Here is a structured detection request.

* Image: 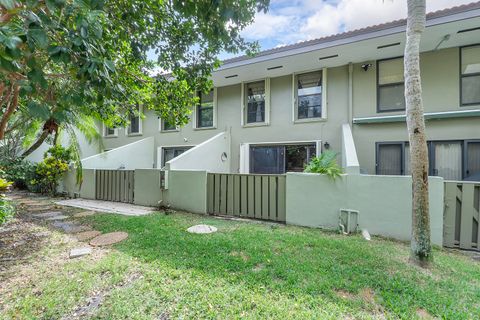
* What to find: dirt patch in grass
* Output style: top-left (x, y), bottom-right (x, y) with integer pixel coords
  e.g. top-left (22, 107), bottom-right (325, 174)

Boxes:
top-left (62, 271), bottom-right (142, 319)
top-left (230, 250), bottom-right (250, 262)
top-left (335, 289), bottom-right (355, 300)
top-left (416, 308), bottom-right (434, 319)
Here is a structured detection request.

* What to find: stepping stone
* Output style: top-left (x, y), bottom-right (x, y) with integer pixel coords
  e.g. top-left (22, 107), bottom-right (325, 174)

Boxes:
top-left (90, 232), bottom-right (128, 246)
top-left (33, 211), bottom-right (64, 218)
top-left (51, 221), bottom-right (90, 234)
top-left (69, 247), bottom-right (92, 259)
top-left (186, 224), bottom-right (218, 234)
top-left (75, 230), bottom-right (101, 242)
top-left (46, 215), bottom-right (69, 221)
top-left (28, 206), bottom-right (55, 212)
top-left (73, 211), bottom-right (96, 218)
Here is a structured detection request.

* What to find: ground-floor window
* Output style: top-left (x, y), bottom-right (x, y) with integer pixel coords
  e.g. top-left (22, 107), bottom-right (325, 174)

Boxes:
top-left (376, 140), bottom-right (480, 181)
top-left (250, 143), bottom-right (316, 174)
top-left (162, 146), bottom-right (192, 167)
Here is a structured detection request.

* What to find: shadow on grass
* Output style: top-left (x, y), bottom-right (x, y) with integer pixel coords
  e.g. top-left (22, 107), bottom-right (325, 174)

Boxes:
top-left (84, 211), bottom-right (479, 319)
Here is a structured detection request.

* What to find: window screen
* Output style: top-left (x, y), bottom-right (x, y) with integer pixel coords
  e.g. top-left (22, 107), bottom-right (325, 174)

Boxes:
top-left (162, 119), bottom-right (176, 131)
top-left (245, 81), bottom-right (265, 124)
top-left (128, 106), bottom-right (140, 134)
top-left (197, 90), bottom-right (214, 128)
top-left (466, 141), bottom-right (480, 180)
top-left (162, 147), bottom-right (192, 167)
top-left (250, 146), bottom-right (285, 174)
top-left (432, 142), bottom-right (462, 180)
top-left (297, 71), bottom-right (322, 119)
top-left (461, 45), bottom-right (480, 105)
top-left (377, 58), bottom-right (405, 112)
top-left (377, 144), bottom-right (403, 175)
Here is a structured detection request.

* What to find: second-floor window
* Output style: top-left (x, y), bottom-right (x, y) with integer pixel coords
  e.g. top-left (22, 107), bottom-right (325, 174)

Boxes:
top-left (377, 57), bottom-right (405, 112)
top-left (244, 80), bottom-right (266, 124)
top-left (127, 105), bottom-right (141, 135)
top-left (104, 125), bottom-right (117, 137)
top-left (161, 118), bottom-right (177, 132)
top-left (460, 45), bottom-right (480, 106)
top-left (296, 71), bottom-right (322, 119)
top-left (196, 90), bottom-right (214, 128)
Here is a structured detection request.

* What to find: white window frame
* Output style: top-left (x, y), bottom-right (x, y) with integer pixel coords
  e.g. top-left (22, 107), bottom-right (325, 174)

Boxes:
top-left (159, 118), bottom-right (180, 133)
top-left (292, 68), bottom-right (327, 123)
top-left (103, 123), bottom-right (118, 138)
top-left (193, 88), bottom-right (217, 130)
top-left (239, 140), bottom-right (322, 174)
top-left (126, 105), bottom-right (143, 136)
top-left (241, 78), bottom-right (271, 127)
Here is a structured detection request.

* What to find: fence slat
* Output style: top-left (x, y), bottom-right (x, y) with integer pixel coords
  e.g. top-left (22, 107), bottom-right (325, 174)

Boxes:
top-left (233, 175), bottom-right (241, 216)
top-left (220, 174), bottom-right (227, 214)
top-left (247, 176), bottom-right (255, 218)
top-left (443, 182), bottom-right (457, 247)
top-left (460, 183), bottom-right (475, 249)
top-left (240, 175), bottom-right (248, 217)
top-left (254, 176), bottom-right (262, 219)
top-left (227, 174), bottom-right (234, 215)
top-left (261, 176), bottom-right (269, 220)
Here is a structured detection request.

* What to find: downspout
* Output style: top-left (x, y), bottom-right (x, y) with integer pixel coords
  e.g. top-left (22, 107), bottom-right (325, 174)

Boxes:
top-left (348, 62), bottom-right (353, 126)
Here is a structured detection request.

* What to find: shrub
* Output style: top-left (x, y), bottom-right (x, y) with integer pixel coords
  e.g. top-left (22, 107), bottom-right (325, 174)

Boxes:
top-left (0, 178), bottom-right (14, 225)
top-left (30, 146), bottom-right (73, 195)
top-left (304, 150), bottom-right (343, 179)
top-left (0, 159), bottom-right (37, 189)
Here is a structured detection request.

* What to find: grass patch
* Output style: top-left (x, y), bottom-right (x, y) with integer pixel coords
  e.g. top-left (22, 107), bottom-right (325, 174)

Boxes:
top-left (2, 211), bottom-right (480, 319)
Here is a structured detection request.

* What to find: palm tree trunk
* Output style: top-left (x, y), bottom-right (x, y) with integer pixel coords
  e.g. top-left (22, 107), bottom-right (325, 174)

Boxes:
top-left (21, 130), bottom-right (50, 158)
top-left (405, 0), bottom-right (431, 267)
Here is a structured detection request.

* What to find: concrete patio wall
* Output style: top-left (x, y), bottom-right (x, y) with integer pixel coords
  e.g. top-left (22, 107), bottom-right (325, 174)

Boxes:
top-left (61, 169), bottom-right (96, 200)
top-left (163, 170), bottom-right (208, 214)
top-left (165, 131), bottom-right (230, 173)
top-left (286, 173), bottom-right (444, 245)
top-left (133, 169), bottom-right (163, 207)
top-left (82, 137), bottom-right (154, 170)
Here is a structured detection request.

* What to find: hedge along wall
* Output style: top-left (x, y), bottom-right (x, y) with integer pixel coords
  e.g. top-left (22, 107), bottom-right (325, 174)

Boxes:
top-left (285, 173), bottom-right (444, 246)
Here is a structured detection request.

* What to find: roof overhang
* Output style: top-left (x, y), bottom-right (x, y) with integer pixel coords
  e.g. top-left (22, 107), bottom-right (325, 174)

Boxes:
top-left (212, 6), bottom-right (480, 87)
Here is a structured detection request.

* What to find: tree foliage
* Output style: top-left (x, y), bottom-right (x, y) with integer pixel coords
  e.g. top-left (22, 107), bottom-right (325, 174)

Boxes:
top-left (0, 0), bottom-right (269, 155)
top-left (304, 151), bottom-right (343, 179)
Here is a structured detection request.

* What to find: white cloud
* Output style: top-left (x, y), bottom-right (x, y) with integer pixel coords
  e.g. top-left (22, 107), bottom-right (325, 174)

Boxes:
top-left (241, 12), bottom-right (292, 40)
top-left (243, 0), bottom-right (474, 48)
top-left (299, 3), bottom-right (343, 40)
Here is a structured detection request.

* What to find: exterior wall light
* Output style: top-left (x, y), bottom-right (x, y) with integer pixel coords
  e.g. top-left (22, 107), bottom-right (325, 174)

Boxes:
top-left (221, 152), bottom-right (228, 162)
top-left (323, 142), bottom-right (330, 150)
top-left (361, 63), bottom-right (372, 71)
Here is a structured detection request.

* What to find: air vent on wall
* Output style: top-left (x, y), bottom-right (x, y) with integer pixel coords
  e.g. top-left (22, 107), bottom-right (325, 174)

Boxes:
top-left (225, 74), bottom-right (238, 79)
top-left (457, 26), bottom-right (480, 33)
top-left (319, 54), bottom-right (338, 60)
top-left (267, 65), bottom-right (283, 70)
top-left (377, 42), bottom-right (400, 49)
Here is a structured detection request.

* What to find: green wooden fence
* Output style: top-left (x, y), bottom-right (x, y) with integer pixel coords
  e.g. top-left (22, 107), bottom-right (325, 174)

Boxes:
top-left (95, 170), bottom-right (135, 204)
top-left (207, 173), bottom-right (286, 222)
top-left (444, 181), bottom-right (480, 251)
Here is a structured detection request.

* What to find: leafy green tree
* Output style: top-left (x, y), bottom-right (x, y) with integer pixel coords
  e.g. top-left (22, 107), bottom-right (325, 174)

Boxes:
top-left (0, 0), bottom-right (269, 156)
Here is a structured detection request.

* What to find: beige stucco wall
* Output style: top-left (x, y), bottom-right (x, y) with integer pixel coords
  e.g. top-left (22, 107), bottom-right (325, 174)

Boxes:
top-left (286, 173), bottom-right (444, 245)
top-left (99, 46), bottom-right (479, 174)
top-left (100, 66), bottom-right (350, 172)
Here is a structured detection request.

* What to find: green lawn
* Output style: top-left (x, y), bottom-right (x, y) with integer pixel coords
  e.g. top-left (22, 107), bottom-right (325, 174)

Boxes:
top-left (2, 211), bottom-right (480, 319)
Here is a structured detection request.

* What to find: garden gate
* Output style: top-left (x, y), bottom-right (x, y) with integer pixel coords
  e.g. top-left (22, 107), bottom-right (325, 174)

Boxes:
top-left (95, 170), bottom-right (135, 204)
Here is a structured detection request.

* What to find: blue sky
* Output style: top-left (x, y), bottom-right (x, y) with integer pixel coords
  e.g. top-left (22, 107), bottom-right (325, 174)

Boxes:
top-left (216, 0), bottom-right (472, 60)
top-left (149, 0), bottom-right (473, 65)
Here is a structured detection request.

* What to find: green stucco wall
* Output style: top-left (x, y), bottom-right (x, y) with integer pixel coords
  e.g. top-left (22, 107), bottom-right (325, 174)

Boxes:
top-left (133, 169), bottom-right (163, 207)
top-left (286, 173), bottom-right (444, 246)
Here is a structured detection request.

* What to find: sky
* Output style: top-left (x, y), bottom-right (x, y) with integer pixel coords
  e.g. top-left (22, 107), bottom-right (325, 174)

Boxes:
top-left (217, 0), bottom-right (474, 60)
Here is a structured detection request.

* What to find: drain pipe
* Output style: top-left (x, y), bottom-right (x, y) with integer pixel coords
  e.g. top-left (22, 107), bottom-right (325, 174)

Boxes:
top-left (348, 62), bottom-right (353, 125)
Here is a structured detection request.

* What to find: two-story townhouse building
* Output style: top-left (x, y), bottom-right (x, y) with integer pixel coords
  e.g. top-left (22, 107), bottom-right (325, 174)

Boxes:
top-left (97, 2), bottom-right (480, 181)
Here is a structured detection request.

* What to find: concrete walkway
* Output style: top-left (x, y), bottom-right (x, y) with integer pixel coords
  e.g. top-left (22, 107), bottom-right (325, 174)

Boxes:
top-left (55, 199), bottom-right (155, 216)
